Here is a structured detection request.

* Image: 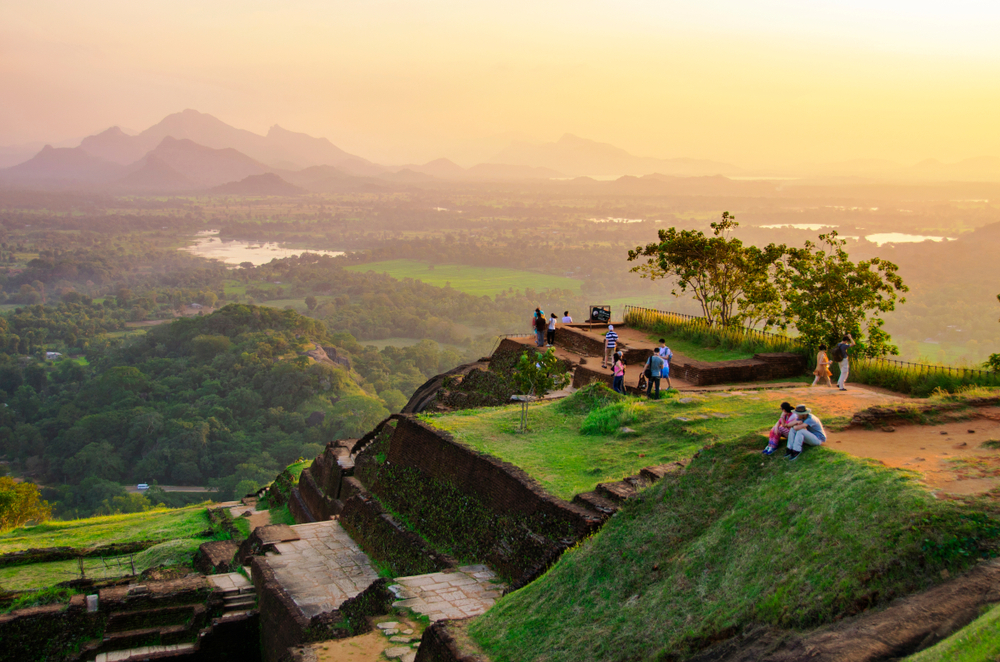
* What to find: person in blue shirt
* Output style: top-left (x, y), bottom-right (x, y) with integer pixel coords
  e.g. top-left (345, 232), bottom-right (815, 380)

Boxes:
top-left (785, 404), bottom-right (827, 461)
top-left (657, 339), bottom-right (673, 390)
top-left (644, 352), bottom-right (665, 399)
top-left (603, 325), bottom-right (619, 368)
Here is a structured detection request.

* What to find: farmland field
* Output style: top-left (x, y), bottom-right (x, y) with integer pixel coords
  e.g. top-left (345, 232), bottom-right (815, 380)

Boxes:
top-left (344, 260), bottom-right (582, 297)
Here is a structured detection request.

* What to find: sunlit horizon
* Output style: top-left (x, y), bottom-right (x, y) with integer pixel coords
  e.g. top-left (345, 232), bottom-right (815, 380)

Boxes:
top-left (4, 0), bottom-right (1000, 168)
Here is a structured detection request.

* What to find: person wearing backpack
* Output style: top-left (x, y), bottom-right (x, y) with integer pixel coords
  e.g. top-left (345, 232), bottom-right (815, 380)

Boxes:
top-left (833, 333), bottom-right (855, 391)
top-left (644, 351), bottom-right (665, 399)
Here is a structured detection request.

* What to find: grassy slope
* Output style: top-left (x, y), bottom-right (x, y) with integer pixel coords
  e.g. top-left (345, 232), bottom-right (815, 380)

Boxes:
top-left (905, 603), bottom-right (1000, 662)
top-left (423, 389), bottom-right (842, 500)
top-left (469, 436), bottom-right (1000, 662)
top-left (0, 506), bottom-right (211, 554)
top-left (344, 259), bottom-right (582, 297)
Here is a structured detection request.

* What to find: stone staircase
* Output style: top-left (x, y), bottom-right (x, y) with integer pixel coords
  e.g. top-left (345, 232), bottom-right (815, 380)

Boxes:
top-left (572, 461), bottom-right (689, 519)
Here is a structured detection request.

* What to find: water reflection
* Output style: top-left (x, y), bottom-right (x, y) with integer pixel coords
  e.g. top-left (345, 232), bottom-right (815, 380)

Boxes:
top-left (182, 231), bottom-right (344, 266)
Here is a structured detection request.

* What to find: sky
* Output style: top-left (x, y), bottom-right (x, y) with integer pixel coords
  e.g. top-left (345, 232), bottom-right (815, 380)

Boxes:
top-left (3, 0), bottom-right (1000, 167)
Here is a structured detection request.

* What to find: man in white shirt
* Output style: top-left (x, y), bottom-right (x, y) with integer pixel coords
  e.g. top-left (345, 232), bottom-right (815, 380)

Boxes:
top-left (562, 311), bottom-right (573, 324)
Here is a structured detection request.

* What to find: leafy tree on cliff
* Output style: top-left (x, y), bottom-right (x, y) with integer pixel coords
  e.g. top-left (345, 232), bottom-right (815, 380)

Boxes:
top-left (776, 232), bottom-right (908, 357)
top-left (0, 477), bottom-right (52, 532)
top-left (512, 348), bottom-right (570, 432)
top-left (627, 212), bottom-right (786, 327)
top-left (986, 293), bottom-right (1000, 372)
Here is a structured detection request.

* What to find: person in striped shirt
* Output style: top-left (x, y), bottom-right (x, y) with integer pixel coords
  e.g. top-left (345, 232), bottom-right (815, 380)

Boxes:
top-left (603, 325), bottom-right (619, 368)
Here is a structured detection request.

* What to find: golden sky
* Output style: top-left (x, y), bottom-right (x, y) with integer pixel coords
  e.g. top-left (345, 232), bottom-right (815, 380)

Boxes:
top-left (3, 0), bottom-right (1000, 167)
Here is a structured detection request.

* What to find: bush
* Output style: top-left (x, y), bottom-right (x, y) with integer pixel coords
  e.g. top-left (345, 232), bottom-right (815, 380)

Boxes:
top-left (555, 382), bottom-right (628, 415)
top-left (580, 401), bottom-right (648, 435)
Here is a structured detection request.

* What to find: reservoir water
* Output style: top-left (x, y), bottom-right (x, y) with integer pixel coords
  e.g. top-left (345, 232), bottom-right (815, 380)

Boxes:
top-left (182, 231), bottom-right (344, 266)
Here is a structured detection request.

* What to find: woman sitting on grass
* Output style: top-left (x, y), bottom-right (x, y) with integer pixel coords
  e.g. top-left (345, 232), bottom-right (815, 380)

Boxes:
top-left (763, 402), bottom-right (797, 456)
top-left (785, 404), bottom-right (827, 461)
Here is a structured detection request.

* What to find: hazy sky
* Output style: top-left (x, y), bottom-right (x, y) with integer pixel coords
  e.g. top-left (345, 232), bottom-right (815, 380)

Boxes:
top-left (3, 0), bottom-right (1000, 166)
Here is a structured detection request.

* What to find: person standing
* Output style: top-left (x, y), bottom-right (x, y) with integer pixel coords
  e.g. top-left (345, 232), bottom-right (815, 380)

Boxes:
top-left (835, 333), bottom-right (855, 391)
top-left (612, 351), bottom-right (626, 394)
top-left (785, 405), bottom-right (826, 460)
top-left (644, 351), bottom-right (665, 399)
top-left (534, 310), bottom-right (547, 347)
top-left (562, 311), bottom-right (573, 324)
top-left (547, 313), bottom-right (557, 346)
top-left (658, 339), bottom-right (673, 390)
top-left (603, 325), bottom-right (619, 368)
top-left (811, 344), bottom-right (833, 387)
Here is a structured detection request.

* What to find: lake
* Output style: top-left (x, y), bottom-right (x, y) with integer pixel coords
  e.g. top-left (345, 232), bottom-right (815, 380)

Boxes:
top-left (182, 231), bottom-right (344, 266)
top-left (865, 233), bottom-right (955, 246)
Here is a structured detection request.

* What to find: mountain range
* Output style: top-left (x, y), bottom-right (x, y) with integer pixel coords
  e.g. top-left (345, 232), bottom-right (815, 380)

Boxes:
top-left (4, 109), bottom-right (1000, 195)
top-left (488, 134), bottom-right (745, 178)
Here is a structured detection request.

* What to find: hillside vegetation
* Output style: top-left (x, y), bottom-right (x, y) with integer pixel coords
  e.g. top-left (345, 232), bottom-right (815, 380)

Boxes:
top-left (468, 395), bottom-right (1000, 661)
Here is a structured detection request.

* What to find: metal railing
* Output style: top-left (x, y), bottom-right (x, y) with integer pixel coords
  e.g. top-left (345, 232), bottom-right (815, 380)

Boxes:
top-left (622, 305), bottom-right (803, 353)
top-left (621, 304), bottom-right (1000, 388)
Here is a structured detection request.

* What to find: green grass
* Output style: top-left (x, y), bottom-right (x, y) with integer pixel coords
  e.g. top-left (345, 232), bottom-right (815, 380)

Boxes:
top-left (469, 435), bottom-right (1000, 662)
top-left (0, 538), bottom-right (211, 591)
top-left (0, 506), bottom-right (211, 554)
top-left (644, 333), bottom-right (754, 362)
top-left (267, 504), bottom-right (297, 526)
top-left (421, 385), bottom-right (837, 500)
top-left (905, 603), bottom-right (1000, 661)
top-left (345, 259), bottom-right (582, 297)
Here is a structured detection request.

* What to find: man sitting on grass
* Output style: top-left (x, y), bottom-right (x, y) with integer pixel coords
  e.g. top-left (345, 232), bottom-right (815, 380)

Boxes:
top-left (785, 404), bottom-right (826, 461)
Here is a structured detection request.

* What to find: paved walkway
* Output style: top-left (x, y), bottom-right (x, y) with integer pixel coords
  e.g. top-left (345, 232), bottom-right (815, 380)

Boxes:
top-left (266, 521), bottom-right (380, 618)
top-left (229, 503), bottom-right (272, 531)
top-left (207, 571), bottom-right (253, 592)
top-left (390, 565), bottom-right (504, 622)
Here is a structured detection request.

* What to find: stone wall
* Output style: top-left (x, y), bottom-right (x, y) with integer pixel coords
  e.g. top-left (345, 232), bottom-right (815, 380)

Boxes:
top-left (339, 487), bottom-right (455, 577)
top-left (354, 414), bottom-right (602, 583)
top-left (252, 557), bottom-right (393, 662)
top-left (414, 620), bottom-right (489, 662)
top-left (573, 352), bottom-right (806, 388)
top-left (0, 596), bottom-right (102, 661)
top-left (552, 326), bottom-right (607, 357)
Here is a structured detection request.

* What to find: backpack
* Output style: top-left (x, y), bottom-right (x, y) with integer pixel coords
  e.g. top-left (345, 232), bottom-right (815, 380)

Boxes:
top-left (831, 344), bottom-right (846, 362)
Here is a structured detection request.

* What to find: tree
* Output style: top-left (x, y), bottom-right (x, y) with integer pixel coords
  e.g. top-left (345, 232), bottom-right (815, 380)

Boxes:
top-left (777, 232), bottom-right (907, 357)
top-left (305, 295), bottom-right (318, 311)
top-left (512, 348), bottom-right (570, 432)
top-left (628, 213), bottom-right (786, 327)
top-left (986, 293), bottom-right (1000, 372)
top-left (0, 477), bottom-right (52, 532)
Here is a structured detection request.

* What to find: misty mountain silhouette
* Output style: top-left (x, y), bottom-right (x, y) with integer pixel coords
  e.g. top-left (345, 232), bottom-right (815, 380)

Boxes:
top-left (489, 134), bottom-right (743, 178)
top-left (112, 154), bottom-right (195, 192)
top-left (77, 109), bottom-right (378, 173)
top-left (1, 145), bottom-right (126, 185)
top-left (207, 172), bottom-right (306, 196)
top-left (131, 137), bottom-right (271, 188)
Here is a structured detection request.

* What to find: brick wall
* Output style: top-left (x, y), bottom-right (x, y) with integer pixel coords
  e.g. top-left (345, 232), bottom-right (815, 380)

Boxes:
top-left (339, 487), bottom-right (455, 577)
top-left (553, 326), bottom-right (608, 357)
top-left (385, 416), bottom-right (598, 536)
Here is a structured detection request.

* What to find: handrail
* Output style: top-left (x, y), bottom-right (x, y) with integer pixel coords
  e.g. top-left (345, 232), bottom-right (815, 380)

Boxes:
top-left (622, 304), bottom-right (999, 381)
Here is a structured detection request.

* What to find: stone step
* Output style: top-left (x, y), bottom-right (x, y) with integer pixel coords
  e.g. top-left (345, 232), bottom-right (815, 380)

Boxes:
top-left (223, 595), bottom-right (256, 608)
top-left (640, 462), bottom-right (687, 483)
top-left (101, 624), bottom-right (190, 650)
top-left (571, 491), bottom-right (620, 517)
top-left (94, 643), bottom-right (196, 662)
top-left (596, 481), bottom-right (638, 503)
top-left (104, 605), bottom-right (200, 634)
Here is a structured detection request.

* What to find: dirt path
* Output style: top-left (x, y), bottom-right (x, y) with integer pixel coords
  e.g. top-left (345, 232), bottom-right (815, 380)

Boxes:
top-left (829, 412), bottom-right (1000, 495)
top-left (754, 384), bottom-right (913, 420)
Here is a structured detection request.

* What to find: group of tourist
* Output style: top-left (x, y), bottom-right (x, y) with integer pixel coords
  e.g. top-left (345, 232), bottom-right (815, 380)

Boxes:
top-left (764, 401), bottom-right (827, 461)
top-left (604, 326), bottom-right (673, 399)
top-left (811, 333), bottom-right (855, 391)
top-left (532, 309), bottom-right (573, 347)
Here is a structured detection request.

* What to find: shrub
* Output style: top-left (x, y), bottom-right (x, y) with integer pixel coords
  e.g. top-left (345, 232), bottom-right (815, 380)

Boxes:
top-left (580, 401), bottom-right (648, 435)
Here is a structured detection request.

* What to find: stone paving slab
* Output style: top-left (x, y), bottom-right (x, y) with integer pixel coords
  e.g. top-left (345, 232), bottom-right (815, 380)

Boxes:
top-left (207, 572), bottom-right (252, 591)
top-left (266, 520), bottom-right (380, 619)
top-left (390, 565), bottom-right (504, 622)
